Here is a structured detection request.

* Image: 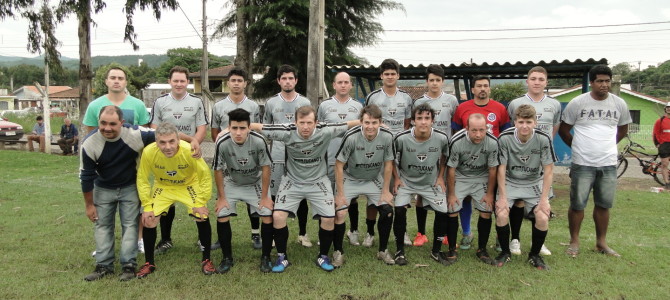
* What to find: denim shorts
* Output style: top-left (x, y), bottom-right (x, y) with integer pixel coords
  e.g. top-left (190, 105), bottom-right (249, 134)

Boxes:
top-left (569, 163), bottom-right (617, 210)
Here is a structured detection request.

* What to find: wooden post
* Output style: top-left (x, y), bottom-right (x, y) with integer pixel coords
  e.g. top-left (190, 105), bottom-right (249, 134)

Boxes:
top-left (201, 0), bottom-right (212, 119)
top-left (306, 0), bottom-right (325, 107)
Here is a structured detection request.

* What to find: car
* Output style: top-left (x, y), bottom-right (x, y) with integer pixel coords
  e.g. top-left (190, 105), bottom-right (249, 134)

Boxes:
top-left (0, 118), bottom-right (24, 141)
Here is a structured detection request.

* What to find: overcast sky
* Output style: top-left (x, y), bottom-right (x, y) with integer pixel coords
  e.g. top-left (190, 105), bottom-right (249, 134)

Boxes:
top-left (1, 0), bottom-right (669, 69)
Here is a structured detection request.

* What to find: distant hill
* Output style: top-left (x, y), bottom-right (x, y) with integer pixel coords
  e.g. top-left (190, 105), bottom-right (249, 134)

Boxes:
top-left (0, 54), bottom-right (233, 69)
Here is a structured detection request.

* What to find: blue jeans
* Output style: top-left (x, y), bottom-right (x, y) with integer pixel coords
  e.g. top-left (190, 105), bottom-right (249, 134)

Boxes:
top-left (93, 184), bottom-right (140, 269)
top-left (569, 163), bottom-right (617, 210)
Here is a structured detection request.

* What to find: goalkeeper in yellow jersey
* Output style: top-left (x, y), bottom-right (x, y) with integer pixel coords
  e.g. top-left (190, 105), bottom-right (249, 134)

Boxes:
top-left (135, 122), bottom-right (215, 278)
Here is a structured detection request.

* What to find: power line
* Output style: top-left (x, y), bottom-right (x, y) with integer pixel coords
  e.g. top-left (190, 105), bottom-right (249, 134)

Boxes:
top-left (385, 21), bottom-right (670, 32)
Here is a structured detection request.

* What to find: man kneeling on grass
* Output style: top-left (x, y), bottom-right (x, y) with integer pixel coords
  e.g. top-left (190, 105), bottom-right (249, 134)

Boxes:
top-left (135, 122), bottom-right (214, 278)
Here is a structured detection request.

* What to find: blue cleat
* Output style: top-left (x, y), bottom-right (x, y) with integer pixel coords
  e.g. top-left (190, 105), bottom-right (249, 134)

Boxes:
top-left (315, 255), bottom-right (334, 272)
top-left (272, 254), bottom-right (290, 273)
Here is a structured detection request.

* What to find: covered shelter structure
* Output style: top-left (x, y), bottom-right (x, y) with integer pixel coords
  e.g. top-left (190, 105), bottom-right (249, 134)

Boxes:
top-left (328, 58), bottom-right (608, 100)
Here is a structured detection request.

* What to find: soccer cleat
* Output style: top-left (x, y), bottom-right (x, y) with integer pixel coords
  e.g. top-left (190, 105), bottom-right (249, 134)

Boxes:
top-left (84, 265), bottom-right (113, 281)
top-left (260, 255), bottom-right (273, 273)
top-left (413, 233), bottom-right (429, 247)
top-left (362, 233), bottom-right (375, 248)
top-left (540, 244), bottom-right (552, 256)
top-left (136, 262), bottom-right (156, 279)
top-left (460, 234), bottom-right (473, 250)
top-left (315, 255), bottom-right (335, 272)
top-left (91, 250), bottom-right (96, 257)
top-left (297, 234), bottom-right (313, 248)
top-left (510, 239), bottom-right (521, 255)
top-left (201, 259), bottom-right (216, 275)
top-left (155, 239), bottom-right (174, 255)
top-left (272, 254), bottom-right (290, 273)
top-left (138, 239), bottom-right (145, 254)
top-left (377, 250), bottom-right (395, 265)
top-left (528, 254), bottom-right (549, 270)
top-left (332, 250), bottom-right (345, 268)
top-left (347, 230), bottom-right (360, 246)
top-left (476, 249), bottom-right (494, 265)
top-left (494, 238), bottom-right (502, 252)
top-left (445, 249), bottom-right (458, 264)
top-left (403, 232), bottom-right (412, 246)
top-left (430, 251), bottom-right (452, 266)
top-left (394, 251), bottom-right (408, 266)
top-left (251, 234), bottom-right (262, 250)
top-left (216, 257), bottom-right (234, 274)
top-left (493, 252), bottom-right (511, 267)
top-left (211, 240), bottom-right (221, 250)
top-left (118, 265), bottom-right (136, 281)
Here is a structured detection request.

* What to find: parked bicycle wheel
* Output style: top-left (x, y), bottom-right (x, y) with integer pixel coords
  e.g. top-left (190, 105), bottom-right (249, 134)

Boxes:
top-left (616, 156), bottom-right (628, 178)
top-left (653, 163), bottom-right (666, 186)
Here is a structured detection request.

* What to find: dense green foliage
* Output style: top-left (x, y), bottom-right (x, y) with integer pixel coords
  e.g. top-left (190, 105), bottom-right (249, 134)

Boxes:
top-left (491, 82), bottom-right (526, 102)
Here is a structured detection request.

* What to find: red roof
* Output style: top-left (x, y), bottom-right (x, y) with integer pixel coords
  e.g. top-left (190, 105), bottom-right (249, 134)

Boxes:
top-left (50, 87), bottom-right (80, 99)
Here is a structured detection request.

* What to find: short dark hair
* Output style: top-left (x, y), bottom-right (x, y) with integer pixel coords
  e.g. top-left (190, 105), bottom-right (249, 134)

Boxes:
top-left (277, 64), bottom-right (297, 79)
top-left (472, 75), bottom-right (490, 85)
top-left (106, 66), bottom-right (127, 79)
top-left (412, 103), bottom-right (435, 121)
top-left (99, 105), bottom-right (123, 121)
top-left (379, 58), bottom-right (399, 75)
top-left (359, 104), bottom-right (382, 121)
top-left (227, 108), bottom-right (251, 126)
top-left (589, 65), bottom-right (612, 82)
top-left (36, 115), bottom-right (43, 121)
top-left (296, 105), bottom-right (316, 121)
top-left (426, 64), bottom-right (444, 79)
top-left (228, 67), bottom-right (247, 81)
top-left (169, 66), bottom-right (189, 80)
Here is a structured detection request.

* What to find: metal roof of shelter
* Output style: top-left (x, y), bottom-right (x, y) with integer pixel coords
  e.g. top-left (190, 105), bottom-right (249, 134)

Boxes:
top-left (329, 58), bottom-right (608, 99)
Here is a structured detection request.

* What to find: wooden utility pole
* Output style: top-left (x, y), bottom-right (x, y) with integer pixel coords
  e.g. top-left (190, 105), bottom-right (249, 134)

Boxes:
top-left (35, 79), bottom-right (51, 152)
top-left (306, 0), bottom-right (325, 107)
top-left (201, 0), bottom-right (212, 118)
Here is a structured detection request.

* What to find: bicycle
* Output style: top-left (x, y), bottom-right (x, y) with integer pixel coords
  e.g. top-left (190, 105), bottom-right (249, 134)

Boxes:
top-left (616, 136), bottom-right (667, 186)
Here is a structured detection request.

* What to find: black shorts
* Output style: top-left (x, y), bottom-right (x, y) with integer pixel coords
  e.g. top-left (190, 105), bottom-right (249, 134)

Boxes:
top-left (659, 143), bottom-right (670, 158)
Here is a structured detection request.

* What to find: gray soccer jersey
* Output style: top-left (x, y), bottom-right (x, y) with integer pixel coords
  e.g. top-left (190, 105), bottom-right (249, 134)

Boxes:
top-left (364, 88), bottom-right (413, 134)
top-left (211, 96), bottom-right (260, 129)
top-left (447, 129), bottom-right (500, 183)
top-left (261, 123), bottom-right (348, 183)
top-left (507, 94), bottom-right (562, 138)
top-left (318, 97), bottom-right (363, 165)
top-left (212, 131), bottom-right (272, 185)
top-left (335, 126), bottom-right (395, 181)
top-left (263, 93), bottom-right (312, 163)
top-left (413, 92), bottom-right (459, 136)
top-left (395, 128), bottom-right (450, 186)
top-left (150, 93), bottom-right (208, 136)
top-left (498, 128), bottom-right (557, 186)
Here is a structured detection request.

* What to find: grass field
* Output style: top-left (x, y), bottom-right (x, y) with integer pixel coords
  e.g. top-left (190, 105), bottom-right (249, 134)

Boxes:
top-left (1, 150), bottom-right (669, 299)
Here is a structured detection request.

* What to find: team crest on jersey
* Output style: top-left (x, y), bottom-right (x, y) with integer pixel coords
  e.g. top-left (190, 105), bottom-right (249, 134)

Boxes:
top-left (442, 103), bottom-right (449, 107)
top-left (417, 154), bottom-right (427, 162)
top-left (470, 154), bottom-right (479, 161)
top-left (388, 109), bottom-right (397, 116)
top-left (376, 145), bottom-right (384, 150)
top-left (173, 112), bottom-right (183, 120)
top-left (301, 149), bottom-right (313, 155)
top-left (166, 170), bottom-right (177, 177)
top-left (536, 113), bottom-right (542, 120)
top-left (237, 158), bottom-right (249, 166)
top-left (184, 107), bottom-right (194, 111)
top-left (338, 114), bottom-right (348, 120)
top-left (487, 113), bottom-right (497, 122)
top-left (285, 113), bottom-right (295, 120)
top-left (519, 155), bottom-right (530, 163)
top-left (313, 141), bottom-right (323, 147)
top-left (328, 108), bottom-right (338, 112)
top-left (397, 103), bottom-right (405, 107)
top-left (531, 149), bottom-right (542, 154)
top-left (365, 152), bottom-right (375, 159)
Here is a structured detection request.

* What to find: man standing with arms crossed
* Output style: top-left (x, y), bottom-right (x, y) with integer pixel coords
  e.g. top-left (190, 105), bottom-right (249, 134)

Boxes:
top-left (559, 65), bottom-right (631, 258)
top-left (506, 66), bottom-right (560, 256)
top-left (149, 66), bottom-right (208, 255)
top-left (211, 67), bottom-right (263, 250)
top-left (317, 71), bottom-right (363, 246)
top-left (364, 58), bottom-right (413, 247)
top-left (264, 65), bottom-right (313, 247)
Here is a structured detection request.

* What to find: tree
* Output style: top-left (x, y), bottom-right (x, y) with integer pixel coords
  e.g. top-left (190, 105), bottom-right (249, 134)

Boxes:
top-left (212, 0), bottom-right (403, 98)
top-left (155, 47), bottom-right (232, 80)
top-left (93, 63), bottom-right (139, 99)
top-left (491, 82), bottom-right (525, 102)
top-left (612, 62), bottom-right (633, 77)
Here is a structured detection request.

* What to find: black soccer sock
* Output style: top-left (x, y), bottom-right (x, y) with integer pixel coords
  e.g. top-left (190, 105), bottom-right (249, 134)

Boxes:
top-left (248, 203), bottom-right (260, 231)
top-left (393, 206), bottom-right (407, 253)
top-left (160, 205), bottom-right (176, 241)
top-left (333, 223), bottom-right (346, 253)
top-left (496, 224), bottom-right (511, 254)
top-left (274, 226), bottom-right (289, 254)
top-left (142, 226), bottom-right (157, 265)
top-left (416, 205), bottom-right (428, 235)
top-left (217, 221), bottom-right (233, 259)
top-left (447, 215), bottom-right (459, 251)
top-left (196, 220), bottom-right (212, 261)
top-left (477, 216), bottom-right (492, 250)
top-left (348, 198), bottom-right (359, 232)
top-left (318, 227), bottom-right (334, 256)
top-left (297, 199), bottom-right (308, 236)
top-left (509, 205), bottom-right (524, 241)
top-left (261, 223), bottom-right (274, 257)
top-left (377, 205), bottom-right (393, 252)
top-left (530, 226), bottom-right (548, 256)
top-left (366, 218), bottom-right (376, 236)
top-left (432, 212), bottom-right (447, 253)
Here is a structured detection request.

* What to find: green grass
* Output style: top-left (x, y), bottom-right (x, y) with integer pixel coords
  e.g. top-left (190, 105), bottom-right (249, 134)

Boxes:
top-left (2, 112), bottom-right (66, 135)
top-left (1, 150), bottom-right (669, 299)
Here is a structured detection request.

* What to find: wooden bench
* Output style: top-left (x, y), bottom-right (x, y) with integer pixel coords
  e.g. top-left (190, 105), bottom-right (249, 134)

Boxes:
top-left (0, 140), bottom-right (29, 150)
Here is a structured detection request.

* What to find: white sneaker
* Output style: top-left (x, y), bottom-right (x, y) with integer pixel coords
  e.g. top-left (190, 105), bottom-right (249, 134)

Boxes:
top-left (138, 239), bottom-right (145, 254)
top-left (362, 233), bottom-right (375, 248)
top-left (376, 250), bottom-right (395, 265)
top-left (91, 251), bottom-right (96, 257)
top-left (540, 244), bottom-right (552, 256)
top-left (297, 234), bottom-right (313, 248)
top-left (403, 232), bottom-right (412, 246)
top-left (347, 230), bottom-right (360, 246)
top-left (332, 250), bottom-right (344, 267)
top-left (510, 239), bottom-right (521, 255)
